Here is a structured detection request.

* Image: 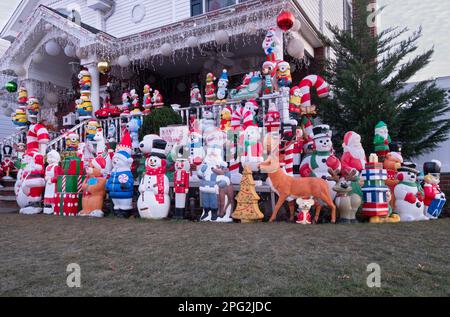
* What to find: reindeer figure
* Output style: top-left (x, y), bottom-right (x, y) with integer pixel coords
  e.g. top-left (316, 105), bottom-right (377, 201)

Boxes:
top-left (328, 168), bottom-right (362, 223)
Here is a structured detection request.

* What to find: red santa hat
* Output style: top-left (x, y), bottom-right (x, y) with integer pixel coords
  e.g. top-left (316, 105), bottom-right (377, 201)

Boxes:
top-left (246, 99), bottom-right (258, 110)
top-left (342, 131), bottom-right (361, 148)
top-left (26, 149), bottom-right (44, 166)
top-left (116, 130), bottom-right (132, 156)
top-left (92, 156), bottom-right (106, 170)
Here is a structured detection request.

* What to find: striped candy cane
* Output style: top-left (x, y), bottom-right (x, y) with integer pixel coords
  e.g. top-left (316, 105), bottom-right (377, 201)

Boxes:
top-left (284, 143), bottom-right (294, 176)
top-left (299, 75), bottom-right (330, 109)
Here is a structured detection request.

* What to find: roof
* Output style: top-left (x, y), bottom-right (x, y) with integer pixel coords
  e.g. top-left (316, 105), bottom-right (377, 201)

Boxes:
top-left (42, 5), bottom-right (104, 35)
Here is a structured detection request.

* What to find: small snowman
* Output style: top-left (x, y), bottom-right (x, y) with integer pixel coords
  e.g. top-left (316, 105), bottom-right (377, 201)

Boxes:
top-left (394, 162), bottom-right (428, 221)
top-left (137, 139), bottom-right (170, 219)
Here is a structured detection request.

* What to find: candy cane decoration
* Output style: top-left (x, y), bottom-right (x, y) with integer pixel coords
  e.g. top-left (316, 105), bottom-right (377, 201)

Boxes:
top-left (299, 75), bottom-right (330, 109)
top-left (284, 144), bottom-right (294, 176)
top-left (231, 107), bottom-right (254, 130)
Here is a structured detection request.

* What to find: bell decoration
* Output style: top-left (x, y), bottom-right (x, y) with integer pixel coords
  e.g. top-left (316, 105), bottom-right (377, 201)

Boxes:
top-left (277, 10), bottom-right (295, 32)
top-left (5, 81), bottom-right (18, 93)
top-left (97, 61), bottom-right (111, 75)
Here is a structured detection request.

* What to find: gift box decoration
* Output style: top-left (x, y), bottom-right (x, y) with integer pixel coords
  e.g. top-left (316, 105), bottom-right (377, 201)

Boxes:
top-left (361, 162), bottom-right (390, 217)
top-left (54, 192), bottom-right (82, 216)
top-left (62, 156), bottom-right (84, 176)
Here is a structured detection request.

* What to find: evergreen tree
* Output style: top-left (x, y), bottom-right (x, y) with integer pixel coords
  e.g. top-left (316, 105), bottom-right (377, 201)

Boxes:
top-left (318, 0), bottom-right (450, 159)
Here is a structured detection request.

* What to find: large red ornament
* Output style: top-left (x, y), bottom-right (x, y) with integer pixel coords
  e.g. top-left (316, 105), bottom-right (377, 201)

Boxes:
top-left (277, 11), bottom-right (295, 32)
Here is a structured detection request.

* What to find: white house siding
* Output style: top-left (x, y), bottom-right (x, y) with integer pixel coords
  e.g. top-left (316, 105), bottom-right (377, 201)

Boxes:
top-left (411, 76), bottom-right (450, 172)
top-left (105, 0), bottom-right (190, 38)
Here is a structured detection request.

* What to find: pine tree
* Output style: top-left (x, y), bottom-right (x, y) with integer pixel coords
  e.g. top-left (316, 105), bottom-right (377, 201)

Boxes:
top-left (318, 0), bottom-right (450, 159)
top-left (232, 166), bottom-right (264, 223)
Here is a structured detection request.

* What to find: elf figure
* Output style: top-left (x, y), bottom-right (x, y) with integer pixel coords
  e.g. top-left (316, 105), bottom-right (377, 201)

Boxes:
top-left (373, 121), bottom-right (391, 159)
top-left (173, 158), bottom-right (190, 220)
top-left (262, 61), bottom-right (276, 95)
top-left (205, 73), bottom-right (216, 105)
top-left (215, 69), bottom-right (229, 104)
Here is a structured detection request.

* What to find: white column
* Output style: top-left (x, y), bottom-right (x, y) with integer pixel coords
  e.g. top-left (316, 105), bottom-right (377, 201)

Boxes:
top-left (86, 63), bottom-right (100, 113)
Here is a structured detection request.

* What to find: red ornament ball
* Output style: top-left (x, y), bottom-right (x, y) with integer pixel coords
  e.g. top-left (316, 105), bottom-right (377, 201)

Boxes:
top-left (277, 11), bottom-right (295, 32)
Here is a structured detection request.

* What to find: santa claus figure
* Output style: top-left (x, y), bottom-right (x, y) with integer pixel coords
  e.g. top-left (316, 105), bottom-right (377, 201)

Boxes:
top-left (43, 150), bottom-right (63, 215)
top-left (341, 131), bottom-right (366, 173)
top-left (151, 89), bottom-right (164, 107)
top-left (143, 84), bottom-right (152, 113)
top-left (422, 160), bottom-right (446, 219)
top-left (15, 150), bottom-right (46, 214)
top-left (173, 158), bottom-right (190, 220)
top-left (120, 92), bottom-right (131, 117)
top-left (299, 125), bottom-right (341, 198)
top-left (373, 121), bottom-right (391, 159)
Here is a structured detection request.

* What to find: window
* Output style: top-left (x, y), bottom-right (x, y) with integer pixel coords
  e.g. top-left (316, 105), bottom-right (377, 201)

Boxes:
top-left (206, 0), bottom-right (235, 12)
top-left (191, 0), bottom-right (203, 16)
top-left (343, 0), bottom-right (352, 31)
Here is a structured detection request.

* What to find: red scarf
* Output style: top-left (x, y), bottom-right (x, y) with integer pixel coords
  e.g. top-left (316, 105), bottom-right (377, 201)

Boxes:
top-left (145, 163), bottom-right (166, 204)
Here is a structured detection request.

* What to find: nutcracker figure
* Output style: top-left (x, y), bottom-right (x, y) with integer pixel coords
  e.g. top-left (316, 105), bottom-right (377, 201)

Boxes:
top-left (1, 145), bottom-right (15, 180)
top-left (173, 158), bottom-right (190, 219)
top-left (422, 160), bottom-right (446, 219)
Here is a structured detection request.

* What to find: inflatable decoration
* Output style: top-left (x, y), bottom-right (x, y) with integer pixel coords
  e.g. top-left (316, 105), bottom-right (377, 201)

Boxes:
top-left (43, 150), bottom-right (63, 214)
top-left (17, 86), bottom-right (28, 104)
top-left (205, 72), bottom-right (216, 106)
top-left (373, 121), bottom-right (391, 159)
top-left (423, 160), bottom-right (446, 219)
top-left (151, 89), bottom-right (164, 108)
top-left (229, 72), bottom-right (262, 101)
top-left (120, 92), bottom-right (131, 117)
top-left (262, 61), bottom-right (277, 95)
top-left (328, 168), bottom-right (362, 223)
top-left (79, 156), bottom-right (107, 217)
top-left (190, 83), bottom-right (203, 107)
top-left (143, 84), bottom-right (152, 113)
top-left (276, 61), bottom-right (292, 88)
top-left (295, 197), bottom-right (314, 224)
top-left (360, 154), bottom-right (399, 223)
top-left (106, 131), bottom-right (134, 218)
top-left (173, 158), bottom-right (190, 219)
top-left (138, 139), bottom-right (170, 219)
top-left (262, 28), bottom-right (282, 62)
top-left (215, 69), bottom-right (229, 104)
top-left (299, 125), bottom-right (341, 198)
top-left (76, 69), bottom-right (92, 119)
top-left (233, 165), bottom-right (264, 223)
top-left (12, 106), bottom-right (28, 128)
top-left (1, 145), bottom-right (15, 180)
top-left (260, 153), bottom-right (336, 223)
top-left (277, 10), bottom-right (295, 32)
top-left (341, 131), bottom-right (366, 173)
top-left (16, 150), bottom-right (46, 214)
top-left (394, 162), bottom-right (428, 221)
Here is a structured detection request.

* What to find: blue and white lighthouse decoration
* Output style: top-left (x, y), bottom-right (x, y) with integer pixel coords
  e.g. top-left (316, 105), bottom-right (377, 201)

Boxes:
top-left (361, 154), bottom-right (390, 217)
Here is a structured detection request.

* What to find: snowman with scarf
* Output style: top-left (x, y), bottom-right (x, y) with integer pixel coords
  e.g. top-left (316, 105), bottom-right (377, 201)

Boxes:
top-left (137, 139), bottom-right (170, 219)
top-left (394, 162), bottom-right (428, 221)
top-left (299, 125), bottom-right (341, 198)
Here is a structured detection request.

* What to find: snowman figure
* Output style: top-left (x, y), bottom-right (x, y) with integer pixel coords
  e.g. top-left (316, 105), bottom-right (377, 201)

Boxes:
top-left (240, 124), bottom-right (263, 172)
top-left (199, 108), bottom-right (216, 134)
top-left (138, 139), bottom-right (170, 219)
top-left (394, 162), bottom-right (429, 221)
top-left (299, 125), bottom-right (341, 199)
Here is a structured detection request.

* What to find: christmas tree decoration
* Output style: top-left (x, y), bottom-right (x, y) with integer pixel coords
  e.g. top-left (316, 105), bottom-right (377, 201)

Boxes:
top-left (97, 61), bottom-right (111, 75)
top-left (277, 10), bottom-right (295, 32)
top-left (232, 165), bottom-right (264, 223)
top-left (5, 81), bottom-right (17, 93)
top-left (46, 92), bottom-right (58, 105)
top-left (45, 40), bottom-right (61, 56)
top-left (79, 156), bottom-right (107, 218)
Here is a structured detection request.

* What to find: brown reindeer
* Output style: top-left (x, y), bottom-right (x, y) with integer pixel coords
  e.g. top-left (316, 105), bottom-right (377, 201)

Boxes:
top-left (327, 168), bottom-right (362, 223)
top-left (259, 155), bottom-right (336, 223)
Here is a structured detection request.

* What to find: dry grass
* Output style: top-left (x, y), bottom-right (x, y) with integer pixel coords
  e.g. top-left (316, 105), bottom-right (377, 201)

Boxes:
top-left (0, 214), bottom-right (449, 297)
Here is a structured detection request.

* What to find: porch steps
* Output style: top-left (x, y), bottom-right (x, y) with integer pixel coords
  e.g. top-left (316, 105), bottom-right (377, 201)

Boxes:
top-left (0, 178), bottom-right (19, 213)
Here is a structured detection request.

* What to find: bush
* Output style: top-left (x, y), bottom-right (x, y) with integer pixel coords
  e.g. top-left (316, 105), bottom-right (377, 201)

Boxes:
top-left (139, 107), bottom-right (183, 140)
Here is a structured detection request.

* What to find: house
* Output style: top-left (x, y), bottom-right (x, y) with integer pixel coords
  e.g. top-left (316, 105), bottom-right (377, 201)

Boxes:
top-left (0, 0), bottom-right (351, 133)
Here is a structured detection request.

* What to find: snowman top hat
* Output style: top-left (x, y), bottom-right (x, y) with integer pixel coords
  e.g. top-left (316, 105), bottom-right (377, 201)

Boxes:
top-left (398, 162), bottom-right (419, 174)
top-left (150, 139), bottom-right (167, 159)
top-left (312, 124), bottom-right (331, 139)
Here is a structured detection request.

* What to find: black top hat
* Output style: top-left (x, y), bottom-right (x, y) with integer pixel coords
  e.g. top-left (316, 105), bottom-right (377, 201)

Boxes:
top-left (150, 139), bottom-right (167, 159)
top-left (423, 161), bottom-right (441, 175)
top-left (312, 125), bottom-right (331, 139)
top-left (398, 162), bottom-right (419, 174)
top-left (2, 145), bottom-right (12, 157)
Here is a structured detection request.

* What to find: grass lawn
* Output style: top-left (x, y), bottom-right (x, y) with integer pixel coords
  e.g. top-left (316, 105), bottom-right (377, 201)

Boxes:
top-left (0, 214), bottom-right (449, 297)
